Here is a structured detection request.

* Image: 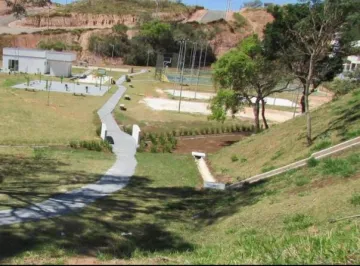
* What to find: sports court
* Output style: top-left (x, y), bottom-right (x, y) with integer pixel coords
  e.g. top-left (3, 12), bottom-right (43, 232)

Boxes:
top-left (12, 80), bottom-right (110, 96)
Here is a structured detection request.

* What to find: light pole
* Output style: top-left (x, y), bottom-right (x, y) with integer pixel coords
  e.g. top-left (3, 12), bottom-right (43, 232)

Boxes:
top-left (189, 42), bottom-right (197, 86)
top-left (195, 42), bottom-right (204, 99)
top-left (178, 39), bottom-right (188, 113)
top-left (203, 43), bottom-right (208, 69)
top-left (110, 44), bottom-right (115, 74)
top-left (174, 40), bottom-right (184, 95)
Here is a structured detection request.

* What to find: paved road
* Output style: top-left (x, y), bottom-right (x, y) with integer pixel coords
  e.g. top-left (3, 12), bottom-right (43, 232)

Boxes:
top-left (0, 71), bottom-right (145, 226)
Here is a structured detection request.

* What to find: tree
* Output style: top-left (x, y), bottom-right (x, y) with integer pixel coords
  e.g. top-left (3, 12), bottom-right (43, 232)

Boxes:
top-left (263, 0), bottom-right (360, 145)
top-left (211, 35), bottom-right (290, 131)
top-left (5, 0), bottom-right (51, 18)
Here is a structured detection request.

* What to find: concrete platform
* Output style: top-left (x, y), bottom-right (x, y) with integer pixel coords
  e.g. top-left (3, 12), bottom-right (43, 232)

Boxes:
top-left (12, 80), bottom-right (110, 96)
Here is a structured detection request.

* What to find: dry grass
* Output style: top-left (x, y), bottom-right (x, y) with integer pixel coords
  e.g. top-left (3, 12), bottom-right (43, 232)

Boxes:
top-left (1, 149), bottom-right (360, 264)
top-left (58, 0), bottom-right (192, 15)
top-left (0, 146), bottom-right (114, 210)
top-left (113, 72), bottom-right (248, 133)
top-left (209, 89), bottom-right (360, 181)
top-left (0, 73), bottom-right (118, 145)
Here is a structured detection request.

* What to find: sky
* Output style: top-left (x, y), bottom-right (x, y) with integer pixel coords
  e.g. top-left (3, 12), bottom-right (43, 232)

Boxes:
top-left (53, 0), bottom-right (299, 11)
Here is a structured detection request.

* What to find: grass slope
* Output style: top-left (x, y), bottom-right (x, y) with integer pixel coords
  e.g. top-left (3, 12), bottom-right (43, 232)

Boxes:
top-left (0, 73), bottom-right (118, 145)
top-left (1, 149), bottom-right (360, 264)
top-left (210, 89), bottom-right (360, 182)
top-left (0, 146), bottom-right (114, 210)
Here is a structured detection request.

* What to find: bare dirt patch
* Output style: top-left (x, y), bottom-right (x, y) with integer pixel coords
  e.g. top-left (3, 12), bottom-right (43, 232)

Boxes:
top-left (174, 134), bottom-right (247, 154)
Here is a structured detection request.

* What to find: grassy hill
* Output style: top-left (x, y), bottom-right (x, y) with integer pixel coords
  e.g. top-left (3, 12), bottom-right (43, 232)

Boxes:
top-left (1, 147), bottom-right (359, 264)
top-left (58, 0), bottom-right (193, 15)
top-left (209, 89), bottom-right (360, 182)
top-left (1, 90), bottom-right (360, 264)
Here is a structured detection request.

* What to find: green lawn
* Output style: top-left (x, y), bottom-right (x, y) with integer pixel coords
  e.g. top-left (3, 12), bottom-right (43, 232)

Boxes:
top-left (0, 146), bottom-right (114, 210)
top-left (0, 73), bottom-right (119, 145)
top-left (209, 89), bottom-right (360, 182)
top-left (1, 149), bottom-right (360, 264)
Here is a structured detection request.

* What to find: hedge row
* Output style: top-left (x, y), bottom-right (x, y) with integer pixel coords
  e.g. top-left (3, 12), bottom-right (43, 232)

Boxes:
top-left (69, 140), bottom-right (112, 152)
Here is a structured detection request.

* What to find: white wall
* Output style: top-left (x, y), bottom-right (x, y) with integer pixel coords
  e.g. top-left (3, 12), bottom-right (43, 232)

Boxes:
top-left (48, 60), bottom-right (72, 77)
top-left (3, 55), bottom-right (48, 74)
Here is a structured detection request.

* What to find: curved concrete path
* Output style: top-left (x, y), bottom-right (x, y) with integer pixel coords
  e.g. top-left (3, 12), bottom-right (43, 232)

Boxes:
top-left (0, 71), bottom-right (145, 226)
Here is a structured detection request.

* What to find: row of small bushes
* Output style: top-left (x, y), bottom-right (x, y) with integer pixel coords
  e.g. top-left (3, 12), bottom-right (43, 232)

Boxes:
top-left (139, 124), bottom-right (255, 140)
top-left (69, 140), bottom-right (112, 152)
top-left (138, 133), bottom-right (178, 153)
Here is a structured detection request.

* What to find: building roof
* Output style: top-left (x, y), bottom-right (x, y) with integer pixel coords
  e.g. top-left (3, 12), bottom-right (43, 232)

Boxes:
top-left (3, 47), bottom-right (76, 62)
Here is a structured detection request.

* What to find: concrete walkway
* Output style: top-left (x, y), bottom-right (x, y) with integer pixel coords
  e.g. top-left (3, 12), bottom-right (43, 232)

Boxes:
top-left (0, 71), bottom-right (145, 226)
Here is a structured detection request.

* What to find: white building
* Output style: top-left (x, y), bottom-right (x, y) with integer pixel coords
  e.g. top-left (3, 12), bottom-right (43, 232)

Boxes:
top-left (343, 55), bottom-right (360, 73)
top-left (2, 48), bottom-right (76, 77)
top-left (343, 40), bottom-right (360, 73)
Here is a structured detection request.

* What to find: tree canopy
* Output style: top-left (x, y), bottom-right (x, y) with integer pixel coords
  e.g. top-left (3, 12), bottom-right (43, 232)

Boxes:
top-left (212, 34), bottom-right (290, 131)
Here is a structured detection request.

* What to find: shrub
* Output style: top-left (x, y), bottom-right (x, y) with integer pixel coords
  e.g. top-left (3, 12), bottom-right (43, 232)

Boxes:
top-left (233, 12), bottom-right (247, 28)
top-left (295, 176), bottom-right (311, 187)
top-left (149, 133), bottom-right (158, 145)
top-left (283, 214), bottom-right (314, 231)
top-left (350, 193), bottom-right (360, 206)
top-left (307, 157), bottom-right (319, 168)
top-left (138, 140), bottom-right (147, 152)
top-left (311, 139), bottom-right (332, 152)
top-left (33, 148), bottom-right (48, 160)
top-left (194, 129), bottom-right (200, 136)
top-left (231, 155), bottom-right (239, 162)
top-left (75, 140), bottom-right (112, 152)
top-left (159, 134), bottom-right (167, 146)
top-left (322, 158), bottom-right (355, 178)
top-left (240, 158), bottom-right (248, 163)
top-left (344, 129), bottom-right (360, 140)
top-left (150, 145), bottom-right (158, 153)
top-left (163, 143), bottom-right (173, 153)
top-left (327, 78), bottom-right (358, 98)
top-left (172, 130), bottom-right (177, 137)
top-left (69, 140), bottom-right (79, 149)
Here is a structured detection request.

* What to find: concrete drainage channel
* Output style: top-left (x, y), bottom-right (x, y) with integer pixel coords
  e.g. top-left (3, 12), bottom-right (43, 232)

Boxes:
top-left (192, 152), bottom-right (226, 190)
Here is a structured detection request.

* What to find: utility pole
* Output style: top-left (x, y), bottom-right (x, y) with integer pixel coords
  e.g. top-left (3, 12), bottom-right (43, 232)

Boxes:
top-left (174, 40), bottom-right (184, 95)
top-left (110, 44), bottom-right (115, 74)
top-left (146, 49), bottom-right (153, 67)
top-left (195, 43), bottom-right (204, 99)
top-left (155, 0), bottom-right (159, 18)
top-left (189, 42), bottom-right (197, 86)
top-left (176, 41), bottom-right (184, 72)
top-left (178, 40), bottom-right (187, 113)
top-left (203, 43), bottom-right (208, 69)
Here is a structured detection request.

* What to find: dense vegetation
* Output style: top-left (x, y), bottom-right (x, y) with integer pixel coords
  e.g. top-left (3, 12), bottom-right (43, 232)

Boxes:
top-left (37, 40), bottom-right (82, 52)
top-left (89, 21), bottom-right (216, 66)
top-left (60, 0), bottom-right (193, 15)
